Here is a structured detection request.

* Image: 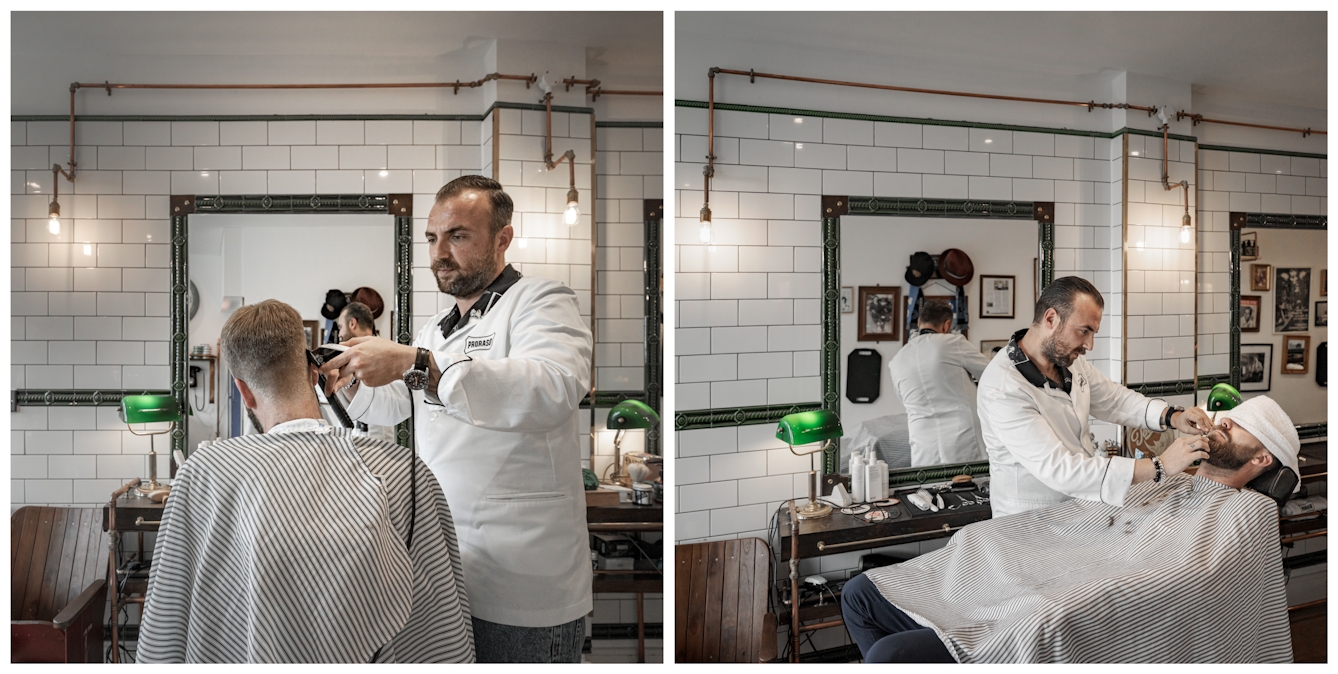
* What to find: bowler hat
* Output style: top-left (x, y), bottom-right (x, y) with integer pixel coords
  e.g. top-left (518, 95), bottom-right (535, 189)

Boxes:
top-left (939, 249), bottom-right (974, 287)
top-left (352, 286), bottom-right (385, 320)
top-left (321, 289), bottom-right (349, 320)
top-left (905, 252), bottom-right (935, 287)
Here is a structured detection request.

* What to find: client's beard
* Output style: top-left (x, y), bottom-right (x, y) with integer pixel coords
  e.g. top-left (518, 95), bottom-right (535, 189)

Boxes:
top-left (1204, 429), bottom-right (1252, 470)
top-left (246, 407), bottom-right (266, 434)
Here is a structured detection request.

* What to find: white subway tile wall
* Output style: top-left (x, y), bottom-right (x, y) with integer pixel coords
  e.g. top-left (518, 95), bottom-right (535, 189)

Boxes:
top-left (1195, 148), bottom-right (1327, 381)
top-left (674, 108), bottom-right (1122, 555)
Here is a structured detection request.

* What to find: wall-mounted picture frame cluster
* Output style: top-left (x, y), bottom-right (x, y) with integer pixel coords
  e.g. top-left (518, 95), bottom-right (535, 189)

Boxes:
top-left (1317, 301), bottom-right (1328, 327)
top-left (1274, 267), bottom-right (1311, 333)
top-left (979, 275), bottom-right (1015, 319)
top-left (1283, 334), bottom-right (1311, 375)
top-left (1240, 344), bottom-right (1272, 391)
top-left (1250, 264), bottom-right (1271, 291)
top-left (840, 286), bottom-right (854, 314)
top-left (1240, 295), bottom-right (1261, 332)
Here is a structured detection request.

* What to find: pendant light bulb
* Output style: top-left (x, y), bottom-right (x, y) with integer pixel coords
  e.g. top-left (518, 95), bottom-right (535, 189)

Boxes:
top-left (698, 223), bottom-right (713, 244)
top-left (47, 200), bottom-right (61, 236)
top-left (562, 188), bottom-right (580, 226)
top-left (1180, 211), bottom-right (1192, 243)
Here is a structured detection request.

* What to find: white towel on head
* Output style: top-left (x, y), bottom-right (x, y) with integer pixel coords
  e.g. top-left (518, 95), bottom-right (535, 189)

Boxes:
top-left (1220, 396), bottom-right (1300, 480)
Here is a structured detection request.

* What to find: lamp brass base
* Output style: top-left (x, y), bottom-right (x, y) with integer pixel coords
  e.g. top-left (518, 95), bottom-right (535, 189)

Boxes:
top-left (135, 479), bottom-right (165, 495)
top-left (795, 500), bottom-right (832, 519)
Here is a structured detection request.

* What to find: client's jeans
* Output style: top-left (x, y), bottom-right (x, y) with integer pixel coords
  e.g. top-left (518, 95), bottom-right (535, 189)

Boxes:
top-left (841, 573), bottom-right (955, 663)
top-left (471, 615), bottom-right (585, 663)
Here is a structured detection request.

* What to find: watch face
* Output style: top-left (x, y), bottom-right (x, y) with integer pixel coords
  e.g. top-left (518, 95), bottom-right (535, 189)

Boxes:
top-left (403, 368), bottom-right (429, 391)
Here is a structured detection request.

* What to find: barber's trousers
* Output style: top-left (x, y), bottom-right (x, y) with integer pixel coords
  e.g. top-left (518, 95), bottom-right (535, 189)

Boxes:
top-left (841, 574), bottom-right (955, 663)
top-left (471, 615), bottom-right (585, 663)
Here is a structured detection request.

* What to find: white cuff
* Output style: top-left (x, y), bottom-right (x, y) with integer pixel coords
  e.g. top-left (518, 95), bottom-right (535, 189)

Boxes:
top-left (345, 380), bottom-right (374, 420)
top-left (432, 352), bottom-right (473, 406)
top-left (1101, 455), bottom-right (1137, 507)
top-left (1144, 398), bottom-right (1170, 431)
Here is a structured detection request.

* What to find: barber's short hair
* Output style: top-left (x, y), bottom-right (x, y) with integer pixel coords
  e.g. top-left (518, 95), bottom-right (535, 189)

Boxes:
top-left (341, 301), bottom-right (376, 335)
top-left (221, 299), bottom-right (310, 401)
top-left (435, 175), bottom-right (514, 236)
top-left (917, 299), bottom-right (954, 327)
top-left (1033, 276), bottom-right (1104, 325)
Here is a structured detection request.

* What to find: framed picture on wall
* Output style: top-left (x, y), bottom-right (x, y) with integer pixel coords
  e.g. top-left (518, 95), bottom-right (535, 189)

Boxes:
top-left (858, 286), bottom-right (901, 342)
top-left (1274, 267), bottom-right (1311, 333)
top-left (1317, 301), bottom-right (1328, 327)
top-left (1239, 295), bottom-right (1261, 332)
top-left (1239, 344), bottom-right (1272, 392)
top-left (840, 286), bottom-right (854, 314)
top-left (302, 320), bottom-right (320, 351)
top-left (1282, 334), bottom-right (1310, 375)
top-left (980, 339), bottom-right (1009, 356)
top-left (1250, 264), bottom-right (1271, 291)
top-left (1239, 231), bottom-right (1259, 260)
top-left (979, 275), bottom-right (1015, 318)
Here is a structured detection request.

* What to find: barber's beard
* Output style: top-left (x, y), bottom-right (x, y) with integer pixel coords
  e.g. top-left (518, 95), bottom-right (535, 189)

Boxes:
top-left (246, 407), bottom-right (266, 434)
top-left (433, 253), bottom-right (496, 297)
top-left (1040, 332), bottom-right (1085, 369)
top-left (1204, 428), bottom-right (1252, 470)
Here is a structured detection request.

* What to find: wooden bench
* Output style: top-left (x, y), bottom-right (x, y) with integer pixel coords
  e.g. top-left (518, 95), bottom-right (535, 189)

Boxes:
top-left (11, 506), bottom-right (108, 663)
top-left (675, 537), bottom-right (777, 663)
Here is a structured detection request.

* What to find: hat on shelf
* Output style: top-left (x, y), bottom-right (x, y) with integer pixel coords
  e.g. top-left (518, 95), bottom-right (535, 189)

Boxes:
top-left (939, 248), bottom-right (975, 287)
top-left (321, 289), bottom-right (349, 320)
top-left (905, 251), bottom-right (935, 287)
top-left (352, 287), bottom-right (385, 320)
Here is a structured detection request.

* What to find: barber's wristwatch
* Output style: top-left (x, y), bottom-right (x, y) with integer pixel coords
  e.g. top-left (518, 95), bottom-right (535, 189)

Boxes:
top-left (402, 347), bottom-right (431, 391)
top-left (1162, 405), bottom-right (1184, 431)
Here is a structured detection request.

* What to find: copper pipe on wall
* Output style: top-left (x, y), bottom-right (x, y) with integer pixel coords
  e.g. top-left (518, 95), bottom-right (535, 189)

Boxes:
top-left (561, 77), bottom-right (663, 101)
top-left (73, 72), bottom-right (538, 95)
top-left (712, 67), bottom-right (1159, 114)
top-left (700, 69), bottom-right (717, 224)
top-left (1159, 122), bottom-right (1192, 229)
top-left (1176, 110), bottom-right (1324, 138)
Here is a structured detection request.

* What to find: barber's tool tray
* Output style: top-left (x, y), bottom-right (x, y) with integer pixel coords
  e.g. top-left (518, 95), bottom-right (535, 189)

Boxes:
top-left (895, 487), bottom-right (990, 519)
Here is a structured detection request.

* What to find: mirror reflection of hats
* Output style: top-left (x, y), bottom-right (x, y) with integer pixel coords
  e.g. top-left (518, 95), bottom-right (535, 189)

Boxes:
top-left (321, 289), bottom-right (349, 320)
top-left (352, 287), bottom-right (385, 320)
top-left (939, 248), bottom-right (974, 287)
top-left (905, 252), bottom-right (935, 287)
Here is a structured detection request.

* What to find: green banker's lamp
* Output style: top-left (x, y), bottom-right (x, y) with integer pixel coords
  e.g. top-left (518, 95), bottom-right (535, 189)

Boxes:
top-left (606, 400), bottom-right (660, 486)
top-left (1204, 382), bottom-right (1243, 418)
top-left (119, 395), bottom-right (182, 494)
top-left (776, 410), bottom-right (843, 520)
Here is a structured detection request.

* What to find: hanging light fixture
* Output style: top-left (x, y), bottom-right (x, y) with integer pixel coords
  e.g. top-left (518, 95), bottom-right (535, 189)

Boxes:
top-left (698, 203), bottom-right (713, 244)
top-left (47, 199), bottom-right (62, 236)
top-left (1180, 210), bottom-right (1193, 243)
top-left (563, 187), bottom-right (580, 226)
top-left (540, 88), bottom-right (580, 227)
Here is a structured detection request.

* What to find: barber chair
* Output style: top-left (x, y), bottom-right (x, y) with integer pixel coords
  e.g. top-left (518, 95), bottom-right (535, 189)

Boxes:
top-left (675, 538), bottom-right (778, 663)
top-left (11, 507), bottom-right (108, 663)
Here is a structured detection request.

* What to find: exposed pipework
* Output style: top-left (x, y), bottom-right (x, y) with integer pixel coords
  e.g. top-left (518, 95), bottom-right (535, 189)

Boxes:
top-left (1175, 110), bottom-right (1323, 138)
top-left (1157, 115), bottom-right (1193, 244)
top-left (561, 77), bottom-right (663, 101)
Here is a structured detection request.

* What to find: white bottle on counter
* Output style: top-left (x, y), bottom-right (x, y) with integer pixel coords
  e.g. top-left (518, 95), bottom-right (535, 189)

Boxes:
top-left (876, 460), bottom-right (889, 500)
top-left (851, 454), bottom-right (865, 504)
top-left (865, 461), bottom-right (880, 503)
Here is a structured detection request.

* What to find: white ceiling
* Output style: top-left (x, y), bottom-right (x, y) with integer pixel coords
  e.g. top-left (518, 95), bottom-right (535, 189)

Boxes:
top-left (679, 12), bottom-right (1327, 111)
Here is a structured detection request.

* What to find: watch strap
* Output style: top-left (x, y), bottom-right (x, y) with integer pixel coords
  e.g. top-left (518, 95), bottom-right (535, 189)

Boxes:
top-left (414, 347), bottom-right (430, 372)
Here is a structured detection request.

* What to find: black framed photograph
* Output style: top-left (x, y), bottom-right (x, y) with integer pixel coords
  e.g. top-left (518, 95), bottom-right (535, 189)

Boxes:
top-left (858, 286), bottom-right (901, 342)
top-left (1317, 301), bottom-right (1328, 327)
top-left (840, 286), bottom-right (854, 314)
top-left (1239, 344), bottom-right (1272, 392)
top-left (1250, 264), bottom-right (1271, 291)
top-left (979, 275), bottom-right (1015, 319)
top-left (1240, 231), bottom-right (1259, 260)
top-left (302, 320), bottom-right (320, 351)
top-left (1240, 295), bottom-right (1261, 332)
top-left (1274, 267), bottom-right (1311, 333)
top-left (1282, 334), bottom-right (1310, 375)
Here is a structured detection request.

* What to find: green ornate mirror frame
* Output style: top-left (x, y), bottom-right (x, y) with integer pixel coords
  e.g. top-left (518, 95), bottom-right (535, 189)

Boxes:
top-left (676, 196), bottom-right (1055, 490)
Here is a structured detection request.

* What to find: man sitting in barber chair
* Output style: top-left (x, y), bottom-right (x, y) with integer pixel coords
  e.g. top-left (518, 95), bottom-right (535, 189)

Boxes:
top-left (841, 395), bottom-right (1300, 663)
top-left (137, 300), bottom-right (473, 663)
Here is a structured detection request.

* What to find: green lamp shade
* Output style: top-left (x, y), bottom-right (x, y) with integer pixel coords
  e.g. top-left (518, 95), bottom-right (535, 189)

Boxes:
top-left (119, 395), bottom-right (182, 424)
top-left (1206, 383), bottom-right (1243, 412)
top-left (775, 410), bottom-right (843, 447)
top-left (607, 399), bottom-right (659, 430)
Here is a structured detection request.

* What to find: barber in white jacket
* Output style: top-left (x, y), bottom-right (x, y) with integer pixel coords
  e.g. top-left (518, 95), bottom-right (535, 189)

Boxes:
top-left (321, 176), bottom-right (592, 663)
top-left (888, 299), bottom-right (992, 465)
top-left (977, 276), bottom-right (1214, 518)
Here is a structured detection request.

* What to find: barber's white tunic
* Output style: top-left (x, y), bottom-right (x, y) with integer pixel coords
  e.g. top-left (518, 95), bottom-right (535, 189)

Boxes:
top-left (977, 329), bottom-right (1168, 518)
top-left (347, 272), bottom-right (593, 628)
top-left (888, 329), bottom-right (993, 465)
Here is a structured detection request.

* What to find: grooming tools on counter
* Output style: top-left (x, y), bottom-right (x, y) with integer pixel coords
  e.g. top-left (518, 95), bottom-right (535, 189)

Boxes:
top-left (631, 482), bottom-right (655, 506)
top-left (829, 483), bottom-right (854, 507)
top-left (841, 504), bottom-right (871, 516)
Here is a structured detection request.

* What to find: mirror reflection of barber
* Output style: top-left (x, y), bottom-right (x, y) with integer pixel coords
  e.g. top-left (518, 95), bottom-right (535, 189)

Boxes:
top-left (319, 176), bottom-right (594, 663)
top-left (977, 276), bottom-right (1213, 518)
top-left (888, 299), bottom-right (992, 466)
top-left (330, 301), bottom-right (396, 445)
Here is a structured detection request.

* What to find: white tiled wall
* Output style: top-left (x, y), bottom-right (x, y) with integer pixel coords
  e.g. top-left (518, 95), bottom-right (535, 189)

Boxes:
top-left (1195, 148), bottom-right (1328, 381)
top-left (1122, 133), bottom-right (1198, 385)
top-left (673, 107), bottom-right (1122, 545)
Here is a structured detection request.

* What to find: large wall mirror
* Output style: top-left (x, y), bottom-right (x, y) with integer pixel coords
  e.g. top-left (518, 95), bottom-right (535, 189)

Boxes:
top-left (1220, 211), bottom-right (1328, 437)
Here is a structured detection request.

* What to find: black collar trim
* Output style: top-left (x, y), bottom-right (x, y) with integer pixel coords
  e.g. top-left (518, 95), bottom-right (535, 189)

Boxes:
top-left (438, 264), bottom-right (522, 340)
top-left (1007, 327), bottom-right (1072, 394)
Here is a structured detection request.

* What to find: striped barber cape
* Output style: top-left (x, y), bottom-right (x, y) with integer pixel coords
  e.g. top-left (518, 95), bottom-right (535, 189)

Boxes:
top-left (864, 474), bottom-right (1291, 662)
top-left (136, 424), bottom-right (473, 663)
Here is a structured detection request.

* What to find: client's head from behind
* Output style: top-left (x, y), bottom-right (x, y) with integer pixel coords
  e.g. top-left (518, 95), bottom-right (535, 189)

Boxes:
top-left (917, 299), bottom-right (954, 334)
top-left (1197, 395), bottom-right (1301, 489)
top-left (221, 299), bottom-right (320, 433)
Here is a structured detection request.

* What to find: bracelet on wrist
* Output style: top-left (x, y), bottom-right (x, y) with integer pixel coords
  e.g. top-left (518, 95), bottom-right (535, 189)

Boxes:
top-left (1152, 457), bottom-right (1165, 483)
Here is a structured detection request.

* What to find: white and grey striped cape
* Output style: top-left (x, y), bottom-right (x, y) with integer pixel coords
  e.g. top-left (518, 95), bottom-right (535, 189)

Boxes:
top-left (864, 474), bottom-right (1291, 663)
top-left (136, 427), bottom-right (474, 663)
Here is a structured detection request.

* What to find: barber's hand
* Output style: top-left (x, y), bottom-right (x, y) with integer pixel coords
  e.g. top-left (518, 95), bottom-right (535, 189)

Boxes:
top-left (1159, 435), bottom-right (1212, 475)
top-left (319, 336), bottom-right (418, 394)
top-left (1171, 406), bottom-right (1213, 435)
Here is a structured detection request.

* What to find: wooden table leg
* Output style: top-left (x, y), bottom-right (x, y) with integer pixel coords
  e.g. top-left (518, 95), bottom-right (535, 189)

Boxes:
top-left (636, 591), bottom-right (645, 663)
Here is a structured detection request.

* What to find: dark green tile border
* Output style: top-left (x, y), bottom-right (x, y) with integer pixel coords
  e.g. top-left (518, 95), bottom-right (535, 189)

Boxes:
top-left (595, 121), bottom-right (663, 128)
top-left (1198, 144), bottom-right (1327, 160)
top-left (1125, 379), bottom-right (1198, 397)
top-left (675, 402), bottom-right (822, 431)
